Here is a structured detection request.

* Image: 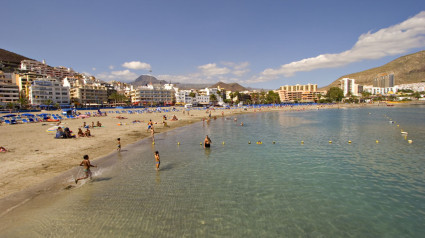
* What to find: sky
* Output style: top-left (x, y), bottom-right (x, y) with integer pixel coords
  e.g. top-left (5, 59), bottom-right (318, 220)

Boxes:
top-left (2, 0), bottom-right (425, 89)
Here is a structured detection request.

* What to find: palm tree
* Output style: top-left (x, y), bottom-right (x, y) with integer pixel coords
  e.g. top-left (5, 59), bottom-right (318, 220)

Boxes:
top-left (6, 102), bottom-right (15, 110)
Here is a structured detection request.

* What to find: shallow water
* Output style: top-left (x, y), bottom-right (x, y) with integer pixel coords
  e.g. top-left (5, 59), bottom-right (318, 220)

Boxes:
top-left (1, 106), bottom-right (425, 237)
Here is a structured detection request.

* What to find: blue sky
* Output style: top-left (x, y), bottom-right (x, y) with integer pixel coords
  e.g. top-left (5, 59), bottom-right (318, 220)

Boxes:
top-left (2, 0), bottom-right (425, 89)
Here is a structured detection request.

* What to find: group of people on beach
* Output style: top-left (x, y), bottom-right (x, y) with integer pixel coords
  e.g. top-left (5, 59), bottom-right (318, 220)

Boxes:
top-left (55, 127), bottom-right (75, 139)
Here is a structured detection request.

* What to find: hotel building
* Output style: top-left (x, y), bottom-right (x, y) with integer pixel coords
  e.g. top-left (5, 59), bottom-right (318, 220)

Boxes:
top-left (70, 82), bottom-right (108, 105)
top-left (339, 78), bottom-right (363, 96)
top-left (278, 83), bottom-right (318, 102)
top-left (131, 84), bottom-right (174, 106)
top-left (29, 78), bottom-right (70, 106)
top-left (0, 71), bottom-right (19, 103)
top-left (373, 73), bottom-right (394, 88)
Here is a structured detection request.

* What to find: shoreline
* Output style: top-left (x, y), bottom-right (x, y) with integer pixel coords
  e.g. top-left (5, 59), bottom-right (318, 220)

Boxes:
top-left (0, 103), bottom-right (387, 214)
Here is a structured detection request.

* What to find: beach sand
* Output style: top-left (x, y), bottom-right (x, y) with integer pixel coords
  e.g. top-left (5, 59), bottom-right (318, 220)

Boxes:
top-left (0, 104), bottom-right (357, 200)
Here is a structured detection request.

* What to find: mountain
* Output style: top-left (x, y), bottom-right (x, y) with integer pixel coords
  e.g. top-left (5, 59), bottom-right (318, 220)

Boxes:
top-left (210, 81), bottom-right (248, 92)
top-left (173, 83), bottom-right (211, 90)
top-left (321, 50), bottom-right (425, 90)
top-left (130, 75), bottom-right (168, 87)
top-left (0, 48), bottom-right (33, 72)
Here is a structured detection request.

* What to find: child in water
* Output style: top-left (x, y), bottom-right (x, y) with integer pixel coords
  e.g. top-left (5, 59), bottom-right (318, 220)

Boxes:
top-left (154, 151), bottom-right (160, 171)
top-left (117, 138), bottom-right (121, 151)
top-left (75, 155), bottom-right (97, 184)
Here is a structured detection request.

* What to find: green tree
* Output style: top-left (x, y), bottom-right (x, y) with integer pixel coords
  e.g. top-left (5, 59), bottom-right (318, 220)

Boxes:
top-left (108, 92), bottom-right (128, 105)
top-left (326, 87), bottom-right (344, 102)
top-left (259, 91), bottom-right (266, 104)
top-left (412, 92), bottom-right (421, 99)
top-left (44, 99), bottom-right (53, 108)
top-left (209, 94), bottom-right (218, 105)
top-left (18, 96), bottom-right (29, 109)
top-left (361, 91), bottom-right (372, 98)
top-left (250, 92), bottom-right (259, 104)
top-left (189, 92), bottom-right (196, 98)
top-left (265, 90), bottom-right (281, 104)
top-left (6, 102), bottom-right (15, 109)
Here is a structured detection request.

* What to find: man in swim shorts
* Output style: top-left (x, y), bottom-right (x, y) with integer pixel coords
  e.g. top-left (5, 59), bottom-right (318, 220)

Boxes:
top-left (75, 155), bottom-right (97, 184)
top-left (147, 119), bottom-right (153, 132)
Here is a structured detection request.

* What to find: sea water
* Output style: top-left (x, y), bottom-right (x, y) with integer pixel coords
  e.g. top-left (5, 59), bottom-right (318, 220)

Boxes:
top-left (1, 106), bottom-right (425, 237)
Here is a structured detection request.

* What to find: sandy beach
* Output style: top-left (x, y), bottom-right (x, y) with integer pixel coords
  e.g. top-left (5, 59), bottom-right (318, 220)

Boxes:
top-left (0, 103), bottom-right (362, 200)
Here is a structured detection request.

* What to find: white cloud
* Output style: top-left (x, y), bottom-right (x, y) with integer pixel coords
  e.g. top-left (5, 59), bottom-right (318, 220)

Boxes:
top-left (92, 67), bottom-right (96, 71)
top-left (198, 63), bottom-right (230, 76)
top-left (157, 62), bottom-right (251, 85)
top-left (253, 11), bottom-right (425, 83)
top-left (96, 69), bottom-right (138, 83)
top-left (109, 65), bottom-right (114, 70)
top-left (122, 61), bottom-right (152, 70)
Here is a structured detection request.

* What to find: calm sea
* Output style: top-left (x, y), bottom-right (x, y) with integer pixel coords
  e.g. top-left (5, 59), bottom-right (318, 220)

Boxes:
top-left (1, 106), bottom-right (425, 237)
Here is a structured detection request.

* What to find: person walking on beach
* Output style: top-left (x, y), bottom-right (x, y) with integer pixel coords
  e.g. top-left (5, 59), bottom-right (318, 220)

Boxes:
top-left (117, 138), bottom-right (121, 151)
top-left (75, 155), bottom-right (97, 184)
top-left (147, 119), bottom-right (153, 132)
top-left (154, 151), bottom-right (160, 171)
top-left (204, 135), bottom-right (212, 148)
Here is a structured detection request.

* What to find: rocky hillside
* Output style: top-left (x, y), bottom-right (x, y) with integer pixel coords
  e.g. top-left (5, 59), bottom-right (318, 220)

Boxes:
top-left (130, 75), bottom-right (168, 87)
top-left (0, 48), bottom-right (33, 72)
top-left (321, 50), bottom-right (425, 90)
top-left (210, 81), bottom-right (247, 92)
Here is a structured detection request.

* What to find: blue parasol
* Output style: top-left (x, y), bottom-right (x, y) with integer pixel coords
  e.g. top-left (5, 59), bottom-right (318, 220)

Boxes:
top-left (2, 114), bottom-right (17, 117)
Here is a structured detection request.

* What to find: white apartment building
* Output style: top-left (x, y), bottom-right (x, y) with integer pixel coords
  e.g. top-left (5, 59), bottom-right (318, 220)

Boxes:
top-left (198, 88), bottom-right (224, 105)
top-left (29, 79), bottom-right (70, 106)
top-left (0, 71), bottom-right (19, 103)
top-left (363, 85), bottom-right (396, 95)
top-left (396, 83), bottom-right (425, 92)
top-left (196, 95), bottom-right (210, 105)
top-left (131, 84), bottom-right (174, 106)
top-left (21, 60), bottom-right (75, 79)
top-left (175, 90), bottom-right (195, 105)
top-left (339, 78), bottom-right (361, 96)
top-left (175, 87), bottom-right (224, 106)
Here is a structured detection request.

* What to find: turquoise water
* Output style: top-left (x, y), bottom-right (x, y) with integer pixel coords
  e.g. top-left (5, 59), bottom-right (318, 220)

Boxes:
top-left (1, 106), bottom-right (425, 237)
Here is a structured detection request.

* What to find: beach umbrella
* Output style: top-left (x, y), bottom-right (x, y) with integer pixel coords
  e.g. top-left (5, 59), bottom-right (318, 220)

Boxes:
top-left (77, 114), bottom-right (89, 118)
top-left (2, 114), bottom-right (17, 117)
top-left (46, 125), bottom-right (60, 132)
top-left (115, 106), bottom-right (124, 109)
top-left (21, 113), bottom-right (35, 117)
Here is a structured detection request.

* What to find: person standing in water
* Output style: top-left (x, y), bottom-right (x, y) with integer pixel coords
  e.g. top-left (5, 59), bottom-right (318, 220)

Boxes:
top-left (154, 151), bottom-right (160, 171)
top-left (117, 138), bottom-right (121, 151)
top-left (151, 127), bottom-right (155, 142)
top-left (204, 135), bottom-right (212, 148)
top-left (75, 155), bottom-right (97, 184)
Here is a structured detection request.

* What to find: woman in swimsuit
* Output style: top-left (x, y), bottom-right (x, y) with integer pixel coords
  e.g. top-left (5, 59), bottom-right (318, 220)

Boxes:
top-left (204, 135), bottom-right (212, 148)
